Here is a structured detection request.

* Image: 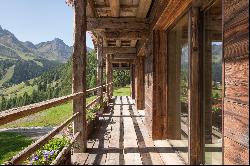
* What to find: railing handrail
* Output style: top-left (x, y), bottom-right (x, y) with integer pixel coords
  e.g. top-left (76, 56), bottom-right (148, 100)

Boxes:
top-left (0, 82), bottom-right (113, 126)
top-left (0, 92), bottom-right (83, 126)
top-left (6, 112), bottom-right (79, 165)
top-left (1, 82), bottom-right (113, 165)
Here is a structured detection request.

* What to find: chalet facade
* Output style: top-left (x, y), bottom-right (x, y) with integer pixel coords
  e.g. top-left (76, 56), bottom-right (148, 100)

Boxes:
top-left (83, 0), bottom-right (249, 164)
top-left (1, 0), bottom-right (248, 165)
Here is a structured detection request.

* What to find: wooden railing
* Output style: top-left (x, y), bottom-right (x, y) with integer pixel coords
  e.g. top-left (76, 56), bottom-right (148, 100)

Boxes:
top-left (0, 82), bottom-right (113, 165)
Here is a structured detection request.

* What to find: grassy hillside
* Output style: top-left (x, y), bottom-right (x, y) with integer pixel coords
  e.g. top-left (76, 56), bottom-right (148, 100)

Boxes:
top-left (0, 65), bottom-right (14, 87)
top-left (1, 87), bottom-right (130, 129)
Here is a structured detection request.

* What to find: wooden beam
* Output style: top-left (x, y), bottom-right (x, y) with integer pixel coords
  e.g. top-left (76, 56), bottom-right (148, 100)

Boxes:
top-left (103, 47), bottom-right (137, 54)
top-left (155, 0), bottom-right (192, 30)
top-left (116, 40), bottom-right (121, 47)
top-left (109, 0), bottom-right (120, 17)
top-left (131, 40), bottom-right (137, 47)
top-left (112, 59), bottom-right (135, 63)
top-left (105, 31), bottom-right (148, 40)
top-left (87, 18), bottom-right (149, 31)
top-left (72, 0), bottom-right (87, 153)
top-left (137, 39), bottom-right (152, 56)
top-left (113, 53), bottom-right (136, 59)
top-left (87, 0), bottom-right (97, 17)
top-left (95, 4), bottom-right (139, 9)
top-left (137, 0), bottom-right (152, 18)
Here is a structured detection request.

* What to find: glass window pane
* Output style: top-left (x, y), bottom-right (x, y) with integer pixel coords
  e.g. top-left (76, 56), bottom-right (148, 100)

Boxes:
top-left (167, 13), bottom-right (189, 164)
top-left (203, 0), bottom-right (223, 164)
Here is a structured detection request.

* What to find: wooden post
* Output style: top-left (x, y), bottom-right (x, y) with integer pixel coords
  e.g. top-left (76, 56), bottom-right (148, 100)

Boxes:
top-left (130, 64), bottom-right (135, 99)
top-left (106, 54), bottom-right (112, 100)
top-left (135, 56), bottom-right (145, 110)
top-left (152, 30), bottom-right (168, 140)
top-left (72, 0), bottom-right (87, 153)
top-left (110, 55), bottom-right (113, 98)
top-left (106, 54), bottom-right (109, 100)
top-left (97, 37), bottom-right (103, 103)
top-left (188, 7), bottom-right (204, 165)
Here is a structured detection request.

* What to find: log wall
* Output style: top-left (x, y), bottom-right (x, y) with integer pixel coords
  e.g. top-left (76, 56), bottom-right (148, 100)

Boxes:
top-left (223, 0), bottom-right (249, 165)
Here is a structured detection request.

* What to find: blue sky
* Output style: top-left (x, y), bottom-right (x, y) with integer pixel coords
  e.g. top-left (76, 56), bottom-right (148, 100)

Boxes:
top-left (0, 0), bottom-right (94, 48)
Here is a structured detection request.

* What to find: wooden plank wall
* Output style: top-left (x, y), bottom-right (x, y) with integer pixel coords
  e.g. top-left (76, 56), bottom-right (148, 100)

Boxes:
top-left (223, 0), bottom-right (249, 165)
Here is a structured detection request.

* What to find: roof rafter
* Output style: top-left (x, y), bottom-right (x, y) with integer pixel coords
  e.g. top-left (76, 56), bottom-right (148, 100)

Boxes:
top-left (87, 18), bottom-right (149, 31)
top-left (109, 0), bottom-right (120, 17)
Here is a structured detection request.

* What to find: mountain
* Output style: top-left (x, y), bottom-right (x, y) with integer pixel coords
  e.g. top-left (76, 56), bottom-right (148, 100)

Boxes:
top-left (36, 38), bottom-right (72, 62)
top-left (0, 26), bottom-right (72, 62)
top-left (0, 25), bottom-right (93, 88)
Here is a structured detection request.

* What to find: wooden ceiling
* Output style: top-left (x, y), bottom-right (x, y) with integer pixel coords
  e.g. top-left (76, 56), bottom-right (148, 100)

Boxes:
top-left (85, 0), bottom-right (153, 64)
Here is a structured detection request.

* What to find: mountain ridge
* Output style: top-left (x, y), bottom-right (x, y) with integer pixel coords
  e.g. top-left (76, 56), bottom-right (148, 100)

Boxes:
top-left (0, 25), bottom-right (93, 87)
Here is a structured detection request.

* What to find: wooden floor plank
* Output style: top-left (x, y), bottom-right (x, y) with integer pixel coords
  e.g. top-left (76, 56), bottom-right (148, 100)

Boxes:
top-left (71, 96), bottom-right (184, 165)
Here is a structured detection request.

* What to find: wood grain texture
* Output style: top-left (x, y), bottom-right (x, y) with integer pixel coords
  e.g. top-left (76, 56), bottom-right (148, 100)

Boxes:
top-left (103, 47), bottom-right (136, 54)
top-left (223, 0), bottom-right (249, 165)
top-left (72, 0), bottom-right (87, 153)
top-left (87, 18), bottom-right (149, 31)
top-left (135, 56), bottom-right (145, 110)
top-left (130, 64), bottom-right (135, 99)
top-left (188, 7), bottom-right (203, 165)
top-left (152, 30), bottom-right (167, 140)
top-left (155, 0), bottom-right (192, 30)
top-left (136, 0), bottom-right (152, 18)
top-left (109, 0), bottom-right (120, 17)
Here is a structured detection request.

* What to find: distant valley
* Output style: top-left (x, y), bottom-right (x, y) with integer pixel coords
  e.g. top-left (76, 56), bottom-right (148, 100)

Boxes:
top-left (0, 25), bottom-right (92, 87)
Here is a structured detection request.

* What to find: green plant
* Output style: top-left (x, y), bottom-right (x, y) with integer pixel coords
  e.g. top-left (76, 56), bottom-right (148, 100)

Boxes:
top-left (86, 104), bottom-right (101, 121)
top-left (86, 108), bottom-right (96, 121)
top-left (24, 137), bottom-right (69, 165)
top-left (212, 105), bottom-right (221, 113)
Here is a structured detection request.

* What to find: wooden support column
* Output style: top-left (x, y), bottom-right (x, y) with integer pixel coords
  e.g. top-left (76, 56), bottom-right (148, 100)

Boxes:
top-left (106, 54), bottom-right (113, 100)
top-left (152, 30), bottom-right (167, 140)
top-left (110, 55), bottom-right (113, 97)
top-left (106, 54), bottom-right (110, 100)
top-left (130, 64), bottom-right (135, 99)
top-left (72, 0), bottom-right (87, 153)
top-left (135, 56), bottom-right (145, 110)
top-left (97, 37), bottom-right (103, 102)
top-left (188, 6), bottom-right (203, 165)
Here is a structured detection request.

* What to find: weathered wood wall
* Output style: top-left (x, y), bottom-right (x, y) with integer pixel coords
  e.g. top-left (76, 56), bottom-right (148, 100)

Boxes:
top-left (223, 0), bottom-right (249, 165)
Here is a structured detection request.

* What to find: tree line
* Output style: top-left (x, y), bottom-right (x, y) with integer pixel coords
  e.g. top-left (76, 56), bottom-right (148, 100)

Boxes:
top-left (0, 51), bottom-right (130, 111)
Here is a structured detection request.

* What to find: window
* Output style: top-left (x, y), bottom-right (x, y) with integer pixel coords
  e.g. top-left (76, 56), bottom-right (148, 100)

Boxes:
top-left (167, 13), bottom-right (189, 163)
top-left (203, 0), bottom-right (223, 164)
